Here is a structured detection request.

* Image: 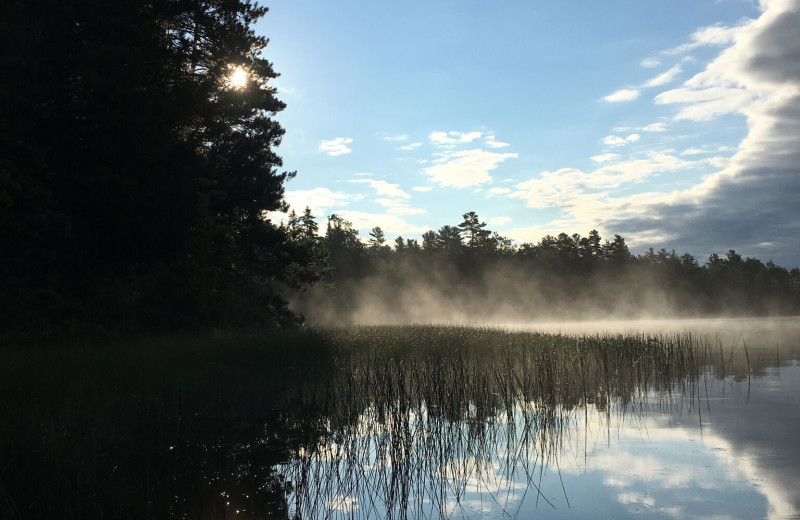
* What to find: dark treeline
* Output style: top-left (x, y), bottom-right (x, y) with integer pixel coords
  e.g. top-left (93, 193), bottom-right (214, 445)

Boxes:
top-left (1, 0), bottom-right (321, 336)
top-left (290, 211), bottom-right (800, 323)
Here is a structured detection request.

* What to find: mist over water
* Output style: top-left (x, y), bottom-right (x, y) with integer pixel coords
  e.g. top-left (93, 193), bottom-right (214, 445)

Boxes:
top-left (293, 261), bottom-right (798, 326)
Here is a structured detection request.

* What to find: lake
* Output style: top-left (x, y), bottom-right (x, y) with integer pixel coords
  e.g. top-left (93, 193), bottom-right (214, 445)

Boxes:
top-left (1, 318), bottom-right (798, 519)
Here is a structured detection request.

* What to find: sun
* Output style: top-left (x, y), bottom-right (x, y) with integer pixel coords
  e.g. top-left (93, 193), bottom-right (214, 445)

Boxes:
top-left (228, 66), bottom-right (248, 89)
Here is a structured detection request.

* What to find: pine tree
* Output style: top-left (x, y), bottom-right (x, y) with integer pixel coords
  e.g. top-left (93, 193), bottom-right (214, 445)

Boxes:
top-left (0, 0), bottom-right (315, 331)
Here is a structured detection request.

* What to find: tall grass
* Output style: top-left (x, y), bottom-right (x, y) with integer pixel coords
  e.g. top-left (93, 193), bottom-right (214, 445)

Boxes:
top-left (1, 326), bottom-right (734, 519)
top-left (283, 326), bottom-right (715, 519)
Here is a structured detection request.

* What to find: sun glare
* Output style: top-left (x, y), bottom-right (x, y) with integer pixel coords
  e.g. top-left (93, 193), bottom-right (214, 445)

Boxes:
top-left (228, 67), bottom-right (248, 89)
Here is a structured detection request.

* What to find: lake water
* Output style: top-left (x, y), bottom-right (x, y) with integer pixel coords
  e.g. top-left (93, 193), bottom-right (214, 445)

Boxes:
top-left (3, 318), bottom-right (798, 519)
top-left (279, 318), bottom-right (800, 520)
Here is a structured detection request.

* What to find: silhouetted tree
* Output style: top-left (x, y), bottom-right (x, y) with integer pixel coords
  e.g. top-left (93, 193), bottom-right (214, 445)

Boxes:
top-left (1, 0), bottom-right (316, 332)
top-left (422, 230), bottom-right (438, 253)
top-left (369, 227), bottom-right (387, 249)
top-left (458, 212), bottom-right (491, 248)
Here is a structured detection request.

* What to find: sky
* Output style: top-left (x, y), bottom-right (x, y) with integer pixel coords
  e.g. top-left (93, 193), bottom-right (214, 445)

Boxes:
top-left (257, 0), bottom-right (800, 267)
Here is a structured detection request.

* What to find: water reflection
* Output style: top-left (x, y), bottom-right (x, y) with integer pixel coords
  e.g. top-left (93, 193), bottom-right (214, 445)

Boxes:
top-left (3, 320), bottom-right (798, 519)
top-left (278, 321), bottom-right (800, 519)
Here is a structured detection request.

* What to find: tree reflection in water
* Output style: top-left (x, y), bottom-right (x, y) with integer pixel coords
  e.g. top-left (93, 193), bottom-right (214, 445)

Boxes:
top-left (278, 327), bottom-right (714, 519)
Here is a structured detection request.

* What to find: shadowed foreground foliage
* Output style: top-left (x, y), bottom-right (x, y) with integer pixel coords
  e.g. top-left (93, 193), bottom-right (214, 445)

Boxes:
top-left (1, 0), bottom-right (322, 338)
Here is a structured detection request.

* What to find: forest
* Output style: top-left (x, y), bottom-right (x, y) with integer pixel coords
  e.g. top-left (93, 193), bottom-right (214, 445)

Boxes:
top-left (2, 0), bottom-right (798, 338)
top-left (289, 211), bottom-right (800, 323)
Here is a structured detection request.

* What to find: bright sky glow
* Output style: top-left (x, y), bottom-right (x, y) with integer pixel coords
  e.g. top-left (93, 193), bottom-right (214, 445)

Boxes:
top-left (228, 66), bottom-right (248, 89)
top-left (259, 0), bottom-right (800, 266)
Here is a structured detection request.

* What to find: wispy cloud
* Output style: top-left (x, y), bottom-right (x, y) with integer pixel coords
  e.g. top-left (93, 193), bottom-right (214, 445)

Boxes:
top-left (603, 134), bottom-right (640, 146)
top-left (264, 187), bottom-right (357, 224)
top-left (591, 153), bottom-right (621, 163)
top-left (642, 122), bottom-right (667, 132)
top-left (349, 179), bottom-right (411, 199)
top-left (429, 131), bottom-right (483, 147)
top-left (382, 133), bottom-right (408, 141)
top-left (488, 187), bottom-right (512, 195)
top-left (319, 137), bottom-right (353, 156)
top-left (412, 186), bottom-right (433, 192)
top-left (509, 152), bottom-right (696, 226)
top-left (488, 216), bottom-right (512, 226)
top-left (424, 149), bottom-right (518, 188)
top-left (335, 210), bottom-right (429, 236)
top-left (485, 135), bottom-right (511, 148)
top-left (400, 142), bottom-right (423, 151)
top-left (655, 86), bottom-right (759, 121)
top-left (603, 88), bottom-right (641, 102)
top-left (375, 198), bottom-right (427, 215)
top-left (641, 58), bottom-right (661, 68)
top-left (681, 147), bottom-right (709, 156)
top-left (663, 22), bottom-right (744, 55)
top-left (643, 65), bottom-right (682, 87)
top-left (350, 179), bottom-right (426, 216)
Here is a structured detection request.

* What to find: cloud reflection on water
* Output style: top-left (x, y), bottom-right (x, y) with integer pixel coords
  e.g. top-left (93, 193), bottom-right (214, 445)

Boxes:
top-left (281, 321), bottom-right (800, 519)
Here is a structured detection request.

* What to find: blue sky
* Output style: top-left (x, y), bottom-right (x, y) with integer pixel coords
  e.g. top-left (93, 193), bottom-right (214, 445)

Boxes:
top-left (257, 0), bottom-right (800, 266)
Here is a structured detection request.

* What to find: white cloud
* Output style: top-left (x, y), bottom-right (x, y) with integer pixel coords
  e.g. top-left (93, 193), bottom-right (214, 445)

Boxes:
top-left (681, 147), bottom-right (708, 155)
top-left (642, 122), bottom-right (667, 132)
top-left (643, 65), bottom-right (683, 87)
top-left (603, 134), bottom-right (640, 146)
top-left (429, 131), bottom-right (483, 147)
top-left (319, 137), bottom-right (353, 156)
top-left (617, 493), bottom-right (655, 507)
top-left (336, 210), bottom-right (430, 236)
top-left (488, 187), bottom-right (512, 195)
top-left (412, 186), bottom-right (433, 192)
top-left (266, 187), bottom-right (356, 225)
top-left (284, 187), bottom-right (353, 213)
top-left (641, 58), bottom-right (661, 68)
top-left (654, 86), bottom-right (758, 121)
top-left (374, 198), bottom-right (427, 215)
top-left (423, 149), bottom-right (518, 188)
top-left (664, 22), bottom-right (745, 55)
top-left (603, 88), bottom-right (641, 102)
top-left (603, 136), bottom-right (627, 146)
top-left (707, 156), bottom-right (731, 168)
top-left (485, 135), bottom-right (511, 148)
top-left (383, 134), bottom-right (408, 141)
top-left (488, 216), bottom-right (512, 226)
top-left (510, 152), bottom-right (695, 212)
top-left (350, 179), bottom-right (411, 199)
top-left (400, 142), bottom-right (422, 151)
top-left (591, 153), bottom-right (620, 163)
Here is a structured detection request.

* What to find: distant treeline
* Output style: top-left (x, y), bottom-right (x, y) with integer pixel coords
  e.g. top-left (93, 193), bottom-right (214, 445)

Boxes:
top-left (287, 211), bottom-right (800, 323)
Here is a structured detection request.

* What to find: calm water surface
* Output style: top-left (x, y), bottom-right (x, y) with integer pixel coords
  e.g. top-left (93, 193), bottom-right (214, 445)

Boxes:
top-left (4, 318), bottom-right (798, 519)
top-left (282, 318), bottom-right (800, 520)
